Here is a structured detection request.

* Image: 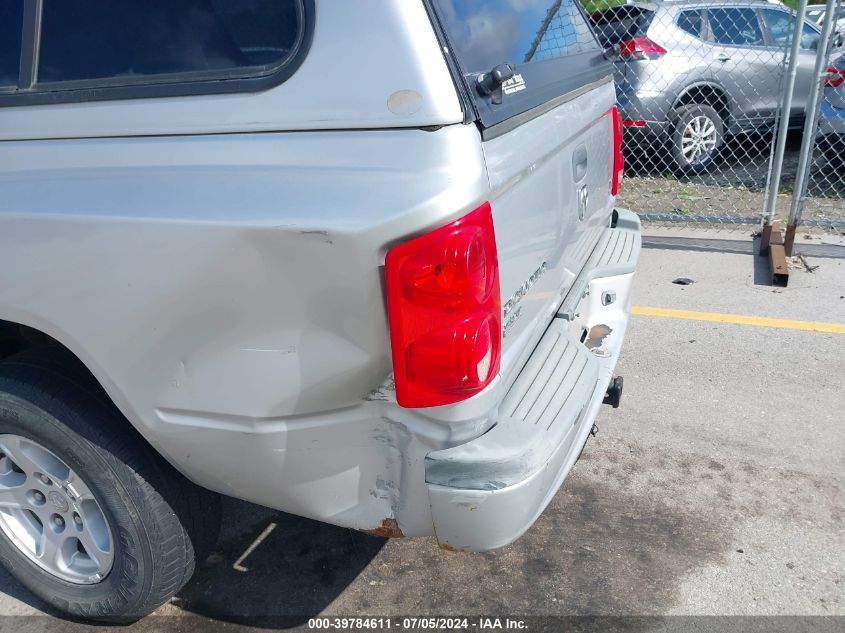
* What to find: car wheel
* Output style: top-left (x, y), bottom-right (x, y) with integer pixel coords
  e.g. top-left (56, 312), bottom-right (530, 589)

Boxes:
top-left (0, 350), bottom-right (220, 621)
top-left (669, 104), bottom-right (724, 174)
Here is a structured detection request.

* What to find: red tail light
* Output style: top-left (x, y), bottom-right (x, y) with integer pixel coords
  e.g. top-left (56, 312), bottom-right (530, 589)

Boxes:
top-left (825, 65), bottom-right (845, 88)
top-left (610, 106), bottom-right (624, 196)
top-left (385, 203), bottom-right (501, 408)
top-left (617, 38), bottom-right (668, 60)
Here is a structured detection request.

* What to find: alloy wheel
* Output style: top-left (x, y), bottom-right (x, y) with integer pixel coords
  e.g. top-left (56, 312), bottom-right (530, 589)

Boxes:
top-left (0, 434), bottom-right (114, 584)
top-left (681, 115), bottom-right (718, 165)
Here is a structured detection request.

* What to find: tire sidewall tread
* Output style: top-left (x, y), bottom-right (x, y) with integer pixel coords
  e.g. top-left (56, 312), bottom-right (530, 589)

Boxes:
top-left (0, 360), bottom-right (215, 620)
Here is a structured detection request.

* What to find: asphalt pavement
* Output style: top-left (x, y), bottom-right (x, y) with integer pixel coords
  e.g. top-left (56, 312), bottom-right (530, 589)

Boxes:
top-left (1, 233), bottom-right (843, 632)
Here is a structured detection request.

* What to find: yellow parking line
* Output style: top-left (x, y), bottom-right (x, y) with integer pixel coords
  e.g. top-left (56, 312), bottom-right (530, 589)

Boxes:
top-left (632, 306), bottom-right (845, 334)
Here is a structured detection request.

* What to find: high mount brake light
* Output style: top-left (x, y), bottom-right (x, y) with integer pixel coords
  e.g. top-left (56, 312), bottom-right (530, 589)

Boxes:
top-left (385, 203), bottom-right (501, 408)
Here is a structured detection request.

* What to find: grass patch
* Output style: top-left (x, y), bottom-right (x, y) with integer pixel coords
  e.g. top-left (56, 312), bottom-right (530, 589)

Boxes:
top-left (579, 0), bottom-right (622, 13)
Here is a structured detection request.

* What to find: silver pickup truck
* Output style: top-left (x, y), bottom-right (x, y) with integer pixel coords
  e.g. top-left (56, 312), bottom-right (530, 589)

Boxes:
top-left (0, 0), bottom-right (639, 620)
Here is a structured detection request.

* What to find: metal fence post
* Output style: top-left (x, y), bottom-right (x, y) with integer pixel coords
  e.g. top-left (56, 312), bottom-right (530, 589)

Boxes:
top-left (761, 0), bottom-right (809, 254)
top-left (785, 0), bottom-right (842, 255)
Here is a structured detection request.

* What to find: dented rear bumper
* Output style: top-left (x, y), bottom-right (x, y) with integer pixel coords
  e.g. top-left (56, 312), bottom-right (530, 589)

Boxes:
top-left (426, 209), bottom-right (641, 552)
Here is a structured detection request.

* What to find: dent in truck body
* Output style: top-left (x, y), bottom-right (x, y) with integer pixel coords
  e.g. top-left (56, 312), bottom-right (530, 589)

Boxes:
top-left (0, 96), bottom-right (626, 542)
top-left (0, 124), bottom-right (492, 537)
top-left (0, 4), bottom-right (632, 546)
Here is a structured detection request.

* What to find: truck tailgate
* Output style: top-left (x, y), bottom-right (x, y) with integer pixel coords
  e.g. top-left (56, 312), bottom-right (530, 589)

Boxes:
top-left (484, 80), bottom-right (618, 382)
top-left (429, 0), bottom-right (618, 388)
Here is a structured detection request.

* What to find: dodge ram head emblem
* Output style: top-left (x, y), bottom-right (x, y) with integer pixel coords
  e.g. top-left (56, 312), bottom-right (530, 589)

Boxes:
top-left (48, 491), bottom-right (69, 513)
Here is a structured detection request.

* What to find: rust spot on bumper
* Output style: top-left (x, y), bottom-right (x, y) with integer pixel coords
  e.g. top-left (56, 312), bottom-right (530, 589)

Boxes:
top-left (362, 518), bottom-right (404, 538)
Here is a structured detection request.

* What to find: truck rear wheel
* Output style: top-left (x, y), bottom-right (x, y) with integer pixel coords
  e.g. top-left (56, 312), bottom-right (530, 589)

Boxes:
top-left (0, 352), bottom-right (220, 621)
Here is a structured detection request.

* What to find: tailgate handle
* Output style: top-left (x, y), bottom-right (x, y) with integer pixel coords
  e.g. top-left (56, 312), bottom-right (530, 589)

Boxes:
top-left (573, 145), bottom-right (589, 182)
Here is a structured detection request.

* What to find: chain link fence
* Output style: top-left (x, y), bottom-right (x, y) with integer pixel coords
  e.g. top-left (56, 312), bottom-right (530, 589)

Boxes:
top-left (579, 0), bottom-right (845, 233)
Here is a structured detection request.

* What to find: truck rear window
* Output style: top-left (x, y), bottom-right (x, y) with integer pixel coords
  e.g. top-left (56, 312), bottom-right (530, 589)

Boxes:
top-left (0, 1), bottom-right (23, 87)
top-left (0, 0), bottom-right (313, 106)
top-left (38, 0), bottom-right (303, 83)
top-left (431, 0), bottom-right (609, 130)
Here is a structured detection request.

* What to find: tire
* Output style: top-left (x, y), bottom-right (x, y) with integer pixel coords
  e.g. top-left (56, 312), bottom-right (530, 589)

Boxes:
top-left (0, 351), bottom-right (220, 621)
top-left (669, 104), bottom-right (725, 175)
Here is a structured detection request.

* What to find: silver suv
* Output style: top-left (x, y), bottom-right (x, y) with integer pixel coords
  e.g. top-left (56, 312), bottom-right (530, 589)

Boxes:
top-left (819, 54), bottom-right (845, 160)
top-left (590, 0), bottom-right (826, 173)
top-left (0, 0), bottom-right (639, 619)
